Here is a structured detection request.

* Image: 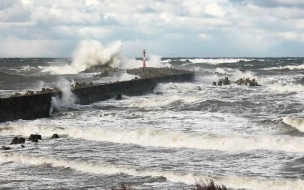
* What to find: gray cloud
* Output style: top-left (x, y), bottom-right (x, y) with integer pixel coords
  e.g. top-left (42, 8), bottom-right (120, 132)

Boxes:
top-left (230, 0), bottom-right (304, 8)
top-left (0, 0), bottom-right (303, 57)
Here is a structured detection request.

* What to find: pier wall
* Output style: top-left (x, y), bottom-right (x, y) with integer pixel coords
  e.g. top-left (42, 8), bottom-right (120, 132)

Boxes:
top-left (0, 93), bottom-right (53, 123)
top-left (0, 70), bottom-right (194, 123)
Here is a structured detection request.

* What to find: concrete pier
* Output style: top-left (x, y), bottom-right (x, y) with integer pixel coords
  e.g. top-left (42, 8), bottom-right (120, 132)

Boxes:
top-left (0, 67), bottom-right (194, 123)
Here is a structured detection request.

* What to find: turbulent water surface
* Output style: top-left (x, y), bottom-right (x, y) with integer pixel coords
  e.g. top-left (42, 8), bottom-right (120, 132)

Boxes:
top-left (1, 57), bottom-right (304, 190)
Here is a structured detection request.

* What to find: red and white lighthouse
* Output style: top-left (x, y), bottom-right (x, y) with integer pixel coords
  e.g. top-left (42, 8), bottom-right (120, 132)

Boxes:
top-left (143, 49), bottom-right (146, 68)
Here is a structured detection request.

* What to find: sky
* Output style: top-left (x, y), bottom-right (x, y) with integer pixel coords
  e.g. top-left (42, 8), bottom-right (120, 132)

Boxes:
top-left (0, 0), bottom-right (304, 58)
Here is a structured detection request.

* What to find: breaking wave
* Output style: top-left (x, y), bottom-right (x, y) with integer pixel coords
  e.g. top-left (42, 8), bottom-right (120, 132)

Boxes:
top-left (265, 83), bottom-right (304, 93)
top-left (4, 124), bottom-right (304, 153)
top-left (263, 64), bottom-right (304, 71)
top-left (40, 40), bottom-right (122, 74)
top-left (39, 40), bottom-right (170, 74)
top-left (180, 58), bottom-right (253, 65)
top-left (283, 116), bottom-right (304, 132)
top-left (1, 153), bottom-right (304, 190)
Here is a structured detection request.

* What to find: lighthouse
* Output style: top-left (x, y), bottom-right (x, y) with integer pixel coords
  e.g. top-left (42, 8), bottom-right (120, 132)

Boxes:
top-left (143, 49), bottom-right (146, 68)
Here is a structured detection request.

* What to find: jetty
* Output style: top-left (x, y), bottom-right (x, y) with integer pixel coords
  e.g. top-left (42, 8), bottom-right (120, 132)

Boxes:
top-left (0, 67), bottom-right (194, 123)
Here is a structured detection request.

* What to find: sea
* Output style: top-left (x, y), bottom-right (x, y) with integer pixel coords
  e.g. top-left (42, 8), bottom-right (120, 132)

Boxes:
top-left (1, 57), bottom-right (304, 190)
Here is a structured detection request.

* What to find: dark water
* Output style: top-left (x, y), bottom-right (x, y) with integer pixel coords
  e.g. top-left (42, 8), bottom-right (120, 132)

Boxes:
top-left (1, 57), bottom-right (304, 190)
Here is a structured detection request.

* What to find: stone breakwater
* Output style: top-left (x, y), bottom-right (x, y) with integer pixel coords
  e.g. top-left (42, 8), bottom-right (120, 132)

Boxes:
top-left (0, 67), bottom-right (195, 123)
top-left (213, 77), bottom-right (261, 86)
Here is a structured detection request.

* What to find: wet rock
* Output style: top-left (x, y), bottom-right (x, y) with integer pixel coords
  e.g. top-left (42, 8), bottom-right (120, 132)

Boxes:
top-left (1, 146), bottom-right (10, 150)
top-left (10, 93), bottom-right (21, 97)
top-left (10, 137), bottom-right (19, 144)
top-left (17, 137), bottom-right (25, 144)
top-left (235, 77), bottom-right (261, 86)
top-left (218, 80), bottom-right (222, 86)
top-left (29, 134), bottom-right (41, 142)
top-left (212, 82), bottom-right (216, 86)
top-left (29, 134), bottom-right (35, 141)
top-left (11, 137), bottom-right (25, 144)
top-left (156, 92), bottom-right (163, 95)
top-left (52, 134), bottom-right (59, 138)
top-left (111, 183), bottom-right (133, 190)
top-left (156, 176), bottom-right (167, 182)
top-left (222, 77), bottom-right (230, 85)
top-left (25, 90), bottom-right (35, 95)
top-left (116, 94), bottom-right (123, 100)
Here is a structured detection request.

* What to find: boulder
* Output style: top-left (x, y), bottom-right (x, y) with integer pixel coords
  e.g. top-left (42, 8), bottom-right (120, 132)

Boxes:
top-left (116, 94), bottom-right (123, 100)
top-left (11, 137), bottom-right (26, 144)
top-left (37, 135), bottom-right (42, 140)
top-left (218, 81), bottom-right (222, 86)
top-left (29, 134), bottom-right (41, 142)
top-left (17, 137), bottom-right (25, 144)
top-left (52, 134), bottom-right (59, 138)
top-left (29, 134), bottom-right (35, 141)
top-left (1, 146), bottom-right (10, 150)
top-left (222, 77), bottom-right (230, 85)
top-left (10, 137), bottom-right (19, 144)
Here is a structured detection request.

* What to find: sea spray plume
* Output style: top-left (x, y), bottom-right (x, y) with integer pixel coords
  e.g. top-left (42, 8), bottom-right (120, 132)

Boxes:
top-left (121, 54), bottom-right (171, 69)
top-left (229, 69), bottom-right (257, 82)
top-left (40, 40), bottom-right (122, 74)
top-left (56, 77), bottom-right (77, 108)
top-left (50, 77), bottom-right (77, 114)
top-left (71, 40), bottom-right (122, 73)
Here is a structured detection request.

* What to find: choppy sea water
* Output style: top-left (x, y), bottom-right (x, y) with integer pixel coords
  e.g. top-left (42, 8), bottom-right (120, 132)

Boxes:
top-left (1, 57), bottom-right (304, 189)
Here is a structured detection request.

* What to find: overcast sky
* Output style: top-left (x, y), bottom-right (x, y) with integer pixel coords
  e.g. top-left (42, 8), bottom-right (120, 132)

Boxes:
top-left (0, 0), bottom-right (303, 57)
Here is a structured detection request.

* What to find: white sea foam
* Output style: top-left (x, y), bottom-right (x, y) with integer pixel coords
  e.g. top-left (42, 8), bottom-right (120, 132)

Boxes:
top-left (180, 58), bottom-right (253, 65)
top-left (160, 59), bottom-right (171, 63)
top-left (196, 74), bottom-right (220, 84)
top-left (283, 116), bottom-right (304, 132)
top-left (263, 64), bottom-right (304, 70)
top-left (229, 70), bottom-right (257, 82)
top-left (220, 176), bottom-right (304, 190)
top-left (4, 124), bottom-right (304, 153)
top-left (117, 73), bottom-right (138, 81)
top-left (1, 153), bottom-right (304, 190)
top-left (265, 83), bottom-right (304, 93)
top-left (200, 68), bottom-right (258, 83)
top-left (120, 94), bottom-right (202, 108)
top-left (153, 82), bottom-right (202, 93)
top-left (0, 152), bottom-right (198, 184)
top-left (214, 68), bottom-right (227, 74)
top-left (19, 65), bottom-right (35, 71)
